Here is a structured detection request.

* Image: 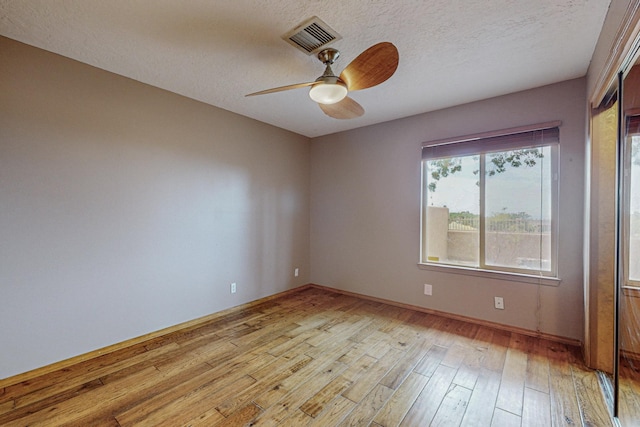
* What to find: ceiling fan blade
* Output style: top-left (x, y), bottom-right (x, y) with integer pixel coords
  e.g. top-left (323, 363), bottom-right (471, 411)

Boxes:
top-left (318, 96), bottom-right (364, 119)
top-left (245, 81), bottom-right (318, 97)
top-left (340, 42), bottom-right (399, 92)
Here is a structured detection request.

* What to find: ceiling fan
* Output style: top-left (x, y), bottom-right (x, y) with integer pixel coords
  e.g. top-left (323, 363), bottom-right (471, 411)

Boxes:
top-left (246, 42), bottom-right (399, 119)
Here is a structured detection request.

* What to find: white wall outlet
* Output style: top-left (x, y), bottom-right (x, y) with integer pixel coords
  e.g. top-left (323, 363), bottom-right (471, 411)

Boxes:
top-left (294, 268), bottom-right (299, 277)
top-left (494, 296), bottom-right (504, 310)
top-left (231, 282), bottom-right (237, 294)
top-left (424, 284), bottom-right (432, 295)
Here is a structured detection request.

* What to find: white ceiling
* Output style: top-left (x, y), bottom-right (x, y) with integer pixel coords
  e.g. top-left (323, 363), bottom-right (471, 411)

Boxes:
top-left (0, 0), bottom-right (611, 138)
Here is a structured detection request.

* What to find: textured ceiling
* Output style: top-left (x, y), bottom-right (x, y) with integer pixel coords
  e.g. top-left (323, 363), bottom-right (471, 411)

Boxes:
top-left (0, 0), bottom-right (611, 137)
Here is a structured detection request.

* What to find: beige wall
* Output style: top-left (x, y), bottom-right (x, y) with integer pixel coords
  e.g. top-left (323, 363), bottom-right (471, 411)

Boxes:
top-left (0, 37), bottom-right (311, 379)
top-left (310, 78), bottom-right (587, 341)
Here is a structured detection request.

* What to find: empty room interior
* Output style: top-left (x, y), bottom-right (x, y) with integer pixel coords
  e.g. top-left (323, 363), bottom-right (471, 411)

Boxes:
top-left (4, 1), bottom-right (640, 426)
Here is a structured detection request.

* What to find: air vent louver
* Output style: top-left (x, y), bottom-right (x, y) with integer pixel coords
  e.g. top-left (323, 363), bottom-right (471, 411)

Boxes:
top-left (283, 16), bottom-right (342, 55)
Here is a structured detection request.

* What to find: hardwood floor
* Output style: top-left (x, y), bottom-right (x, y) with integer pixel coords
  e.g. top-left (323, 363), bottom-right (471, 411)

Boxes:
top-left (619, 356), bottom-right (640, 425)
top-left (0, 286), bottom-right (613, 426)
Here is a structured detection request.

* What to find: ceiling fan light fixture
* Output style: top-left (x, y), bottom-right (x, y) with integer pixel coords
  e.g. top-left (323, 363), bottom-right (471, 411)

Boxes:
top-left (309, 81), bottom-right (348, 104)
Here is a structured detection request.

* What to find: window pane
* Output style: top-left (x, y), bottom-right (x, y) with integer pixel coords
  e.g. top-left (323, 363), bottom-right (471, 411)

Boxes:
top-left (484, 146), bottom-right (552, 271)
top-left (630, 136), bottom-right (640, 281)
top-left (425, 155), bottom-right (479, 266)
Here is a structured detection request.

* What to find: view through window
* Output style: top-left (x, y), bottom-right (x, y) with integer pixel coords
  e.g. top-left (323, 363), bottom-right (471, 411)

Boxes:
top-left (421, 126), bottom-right (558, 276)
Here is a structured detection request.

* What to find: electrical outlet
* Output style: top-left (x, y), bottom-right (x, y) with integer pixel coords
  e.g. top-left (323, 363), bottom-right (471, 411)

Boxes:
top-left (424, 284), bottom-right (432, 296)
top-left (294, 268), bottom-right (299, 277)
top-left (231, 282), bottom-right (237, 294)
top-left (494, 296), bottom-right (504, 310)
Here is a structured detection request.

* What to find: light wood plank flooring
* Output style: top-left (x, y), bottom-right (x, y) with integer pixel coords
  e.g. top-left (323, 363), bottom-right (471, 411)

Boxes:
top-left (619, 357), bottom-right (640, 425)
top-left (0, 286), bottom-right (613, 426)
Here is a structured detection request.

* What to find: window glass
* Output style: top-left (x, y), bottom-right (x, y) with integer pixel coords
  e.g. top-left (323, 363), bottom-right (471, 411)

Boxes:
top-left (424, 155), bottom-right (479, 266)
top-left (484, 147), bottom-right (552, 271)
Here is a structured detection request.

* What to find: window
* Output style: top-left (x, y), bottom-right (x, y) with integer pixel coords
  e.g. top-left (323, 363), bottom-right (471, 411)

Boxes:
top-left (625, 115), bottom-right (640, 286)
top-left (420, 123), bottom-right (559, 277)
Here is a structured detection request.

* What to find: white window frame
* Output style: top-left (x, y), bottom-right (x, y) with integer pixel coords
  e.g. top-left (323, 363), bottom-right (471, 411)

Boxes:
top-left (419, 121), bottom-right (561, 283)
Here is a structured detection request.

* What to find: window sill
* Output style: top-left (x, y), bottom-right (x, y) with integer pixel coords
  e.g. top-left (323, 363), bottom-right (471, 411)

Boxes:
top-left (623, 286), bottom-right (640, 298)
top-left (417, 262), bottom-right (561, 287)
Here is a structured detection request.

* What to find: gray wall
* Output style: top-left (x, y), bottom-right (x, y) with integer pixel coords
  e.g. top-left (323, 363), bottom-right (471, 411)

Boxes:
top-left (310, 78), bottom-right (586, 341)
top-left (0, 37), bottom-right (311, 379)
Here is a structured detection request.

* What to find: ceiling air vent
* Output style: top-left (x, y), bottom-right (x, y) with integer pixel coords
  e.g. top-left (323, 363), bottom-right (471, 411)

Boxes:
top-left (282, 16), bottom-right (342, 55)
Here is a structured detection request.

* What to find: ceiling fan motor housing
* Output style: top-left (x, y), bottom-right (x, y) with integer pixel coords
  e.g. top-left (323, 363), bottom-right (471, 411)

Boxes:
top-left (317, 48), bottom-right (340, 65)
